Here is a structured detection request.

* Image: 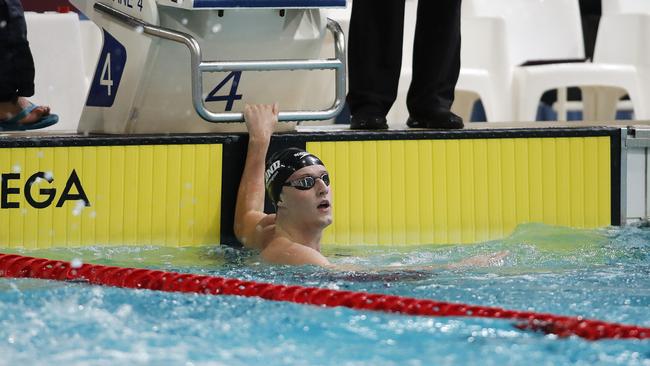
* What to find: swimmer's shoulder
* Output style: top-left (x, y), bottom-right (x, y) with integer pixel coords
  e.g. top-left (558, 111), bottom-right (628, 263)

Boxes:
top-left (261, 236), bottom-right (330, 267)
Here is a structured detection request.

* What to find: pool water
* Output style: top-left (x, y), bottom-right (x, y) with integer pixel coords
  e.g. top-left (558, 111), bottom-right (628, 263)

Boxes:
top-left (1, 223), bottom-right (649, 365)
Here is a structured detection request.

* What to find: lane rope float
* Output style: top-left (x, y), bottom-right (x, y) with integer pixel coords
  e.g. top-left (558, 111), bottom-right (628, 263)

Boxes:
top-left (1, 253), bottom-right (648, 341)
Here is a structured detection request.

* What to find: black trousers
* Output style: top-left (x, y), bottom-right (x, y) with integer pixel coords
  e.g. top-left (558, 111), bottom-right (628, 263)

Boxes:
top-left (0, 0), bottom-right (35, 102)
top-left (346, 0), bottom-right (462, 119)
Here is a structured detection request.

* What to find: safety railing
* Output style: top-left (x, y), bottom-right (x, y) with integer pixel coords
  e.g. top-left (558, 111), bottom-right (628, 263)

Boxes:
top-left (94, 2), bottom-right (346, 122)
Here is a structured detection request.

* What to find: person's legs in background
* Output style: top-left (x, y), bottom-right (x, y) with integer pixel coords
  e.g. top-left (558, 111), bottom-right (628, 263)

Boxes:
top-left (406, 0), bottom-right (463, 129)
top-left (346, 0), bottom-right (405, 130)
top-left (0, 0), bottom-right (57, 130)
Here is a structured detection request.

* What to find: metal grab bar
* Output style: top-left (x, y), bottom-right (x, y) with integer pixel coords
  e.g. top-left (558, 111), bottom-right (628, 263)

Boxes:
top-left (94, 2), bottom-right (346, 122)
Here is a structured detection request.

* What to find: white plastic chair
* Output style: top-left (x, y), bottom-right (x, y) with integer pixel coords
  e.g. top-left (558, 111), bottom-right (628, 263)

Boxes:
top-left (456, 0), bottom-right (560, 122)
top-left (588, 0), bottom-right (650, 121)
top-left (454, 14), bottom-right (513, 122)
top-left (26, 12), bottom-right (89, 131)
top-left (79, 19), bottom-right (103, 88)
top-left (602, 0), bottom-right (650, 14)
top-left (459, 0), bottom-right (646, 122)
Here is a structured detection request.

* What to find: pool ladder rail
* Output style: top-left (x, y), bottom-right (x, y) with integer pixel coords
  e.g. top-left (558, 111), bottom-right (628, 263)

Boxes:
top-left (93, 1), bottom-right (347, 123)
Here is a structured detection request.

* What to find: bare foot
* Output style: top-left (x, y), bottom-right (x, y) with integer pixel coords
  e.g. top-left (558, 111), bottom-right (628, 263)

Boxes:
top-left (0, 97), bottom-right (51, 125)
top-left (448, 250), bottom-right (510, 269)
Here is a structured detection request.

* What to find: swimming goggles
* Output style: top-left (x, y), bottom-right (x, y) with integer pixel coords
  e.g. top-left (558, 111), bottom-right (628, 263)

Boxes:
top-left (283, 173), bottom-right (330, 190)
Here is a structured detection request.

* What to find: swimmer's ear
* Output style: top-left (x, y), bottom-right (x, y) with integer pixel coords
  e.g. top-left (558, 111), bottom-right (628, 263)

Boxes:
top-left (275, 192), bottom-right (285, 207)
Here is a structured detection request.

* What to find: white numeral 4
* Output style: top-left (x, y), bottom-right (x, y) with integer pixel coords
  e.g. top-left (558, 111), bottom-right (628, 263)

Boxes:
top-left (100, 53), bottom-right (113, 96)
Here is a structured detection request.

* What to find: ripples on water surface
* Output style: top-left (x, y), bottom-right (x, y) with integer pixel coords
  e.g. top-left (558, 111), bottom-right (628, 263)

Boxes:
top-left (1, 223), bottom-right (649, 365)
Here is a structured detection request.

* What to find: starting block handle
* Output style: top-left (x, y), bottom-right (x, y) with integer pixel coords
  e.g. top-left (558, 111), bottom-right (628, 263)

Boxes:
top-left (94, 2), bottom-right (346, 122)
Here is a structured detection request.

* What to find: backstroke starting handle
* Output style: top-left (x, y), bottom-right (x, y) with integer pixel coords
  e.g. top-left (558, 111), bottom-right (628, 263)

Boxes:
top-left (1, 253), bottom-right (649, 341)
top-left (94, 2), bottom-right (346, 123)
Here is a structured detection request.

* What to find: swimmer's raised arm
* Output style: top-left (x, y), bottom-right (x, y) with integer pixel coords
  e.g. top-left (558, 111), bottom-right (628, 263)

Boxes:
top-left (234, 103), bottom-right (279, 250)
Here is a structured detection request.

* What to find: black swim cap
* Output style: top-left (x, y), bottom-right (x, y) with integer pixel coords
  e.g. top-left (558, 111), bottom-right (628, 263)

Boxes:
top-left (265, 148), bottom-right (325, 206)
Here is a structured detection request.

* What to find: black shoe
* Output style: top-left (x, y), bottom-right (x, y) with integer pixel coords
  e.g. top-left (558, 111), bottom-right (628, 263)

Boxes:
top-left (350, 114), bottom-right (388, 130)
top-left (407, 110), bottom-right (464, 129)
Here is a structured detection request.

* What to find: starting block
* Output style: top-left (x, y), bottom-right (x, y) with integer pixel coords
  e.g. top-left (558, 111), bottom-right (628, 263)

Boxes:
top-left (69, 0), bottom-right (347, 133)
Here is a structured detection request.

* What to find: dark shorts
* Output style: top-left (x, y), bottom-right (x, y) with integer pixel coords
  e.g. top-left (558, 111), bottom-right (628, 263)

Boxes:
top-left (0, 0), bottom-right (35, 101)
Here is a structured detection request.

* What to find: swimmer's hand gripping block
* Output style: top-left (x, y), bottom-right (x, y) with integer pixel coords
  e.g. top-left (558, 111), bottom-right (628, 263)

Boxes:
top-left (94, 2), bottom-right (346, 123)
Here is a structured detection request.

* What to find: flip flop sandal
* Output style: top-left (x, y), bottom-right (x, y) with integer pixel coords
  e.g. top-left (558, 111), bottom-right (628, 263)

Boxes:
top-left (0, 103), bottom-right (59, 131)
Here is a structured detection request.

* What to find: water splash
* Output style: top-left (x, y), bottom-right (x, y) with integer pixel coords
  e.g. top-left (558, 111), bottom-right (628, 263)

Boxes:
top-left (71, 258), bottom-right (83, 269)
top-left (1, 226), bottom-right (648, 364)
top-left (72, 200), bottom-right (86, 216)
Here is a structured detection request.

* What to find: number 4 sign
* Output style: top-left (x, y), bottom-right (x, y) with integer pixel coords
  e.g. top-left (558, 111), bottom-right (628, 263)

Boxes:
top-left (100, 53), bottom-right (113, 96)
top-left (87, 30), bottom-right (127, 107)
top-left (205, 71), bottom-right (243, 111)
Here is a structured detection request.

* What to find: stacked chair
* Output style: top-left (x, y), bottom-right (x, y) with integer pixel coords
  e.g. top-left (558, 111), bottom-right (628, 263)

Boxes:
top-left (456, 0), bottom-right (648, 122)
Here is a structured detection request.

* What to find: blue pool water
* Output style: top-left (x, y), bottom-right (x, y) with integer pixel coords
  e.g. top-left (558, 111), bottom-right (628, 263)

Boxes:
top-left (1, 223), bottom-right (649, 365)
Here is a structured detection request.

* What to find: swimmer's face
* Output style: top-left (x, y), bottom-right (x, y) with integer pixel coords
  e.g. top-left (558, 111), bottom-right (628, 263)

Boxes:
top-left (278, 165), bottom-right (332, 228)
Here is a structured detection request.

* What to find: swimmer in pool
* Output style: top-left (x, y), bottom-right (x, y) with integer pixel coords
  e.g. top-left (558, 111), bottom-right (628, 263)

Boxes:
top-left (234, 104), bottom-right (506, 269)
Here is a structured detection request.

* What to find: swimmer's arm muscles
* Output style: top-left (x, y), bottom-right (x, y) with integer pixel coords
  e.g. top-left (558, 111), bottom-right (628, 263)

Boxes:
top-left (234, 132), bottom-right (270, 250)
top-left (326, 252), bottom-right (510, 272)
top-left (324, 263), bottom-right (447, 272)
top-left (260, 235), bottom-right (508, 270)
top-left (260, 242), bottom-right (449, 272)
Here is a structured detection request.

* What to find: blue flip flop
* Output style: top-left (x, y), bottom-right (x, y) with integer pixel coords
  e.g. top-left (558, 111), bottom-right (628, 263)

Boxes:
top-left (0, 103), bottom-right (59, 131)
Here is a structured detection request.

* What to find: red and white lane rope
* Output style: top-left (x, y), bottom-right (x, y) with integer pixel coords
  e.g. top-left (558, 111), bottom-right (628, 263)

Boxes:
top-left (1, 253), bottom-right (648, 341)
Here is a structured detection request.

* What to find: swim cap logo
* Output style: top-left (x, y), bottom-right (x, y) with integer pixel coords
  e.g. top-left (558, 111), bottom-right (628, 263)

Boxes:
top-left (293, 151), bottom-right (310, 159)
top-left (265, 160), bottom-right (281, 182)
